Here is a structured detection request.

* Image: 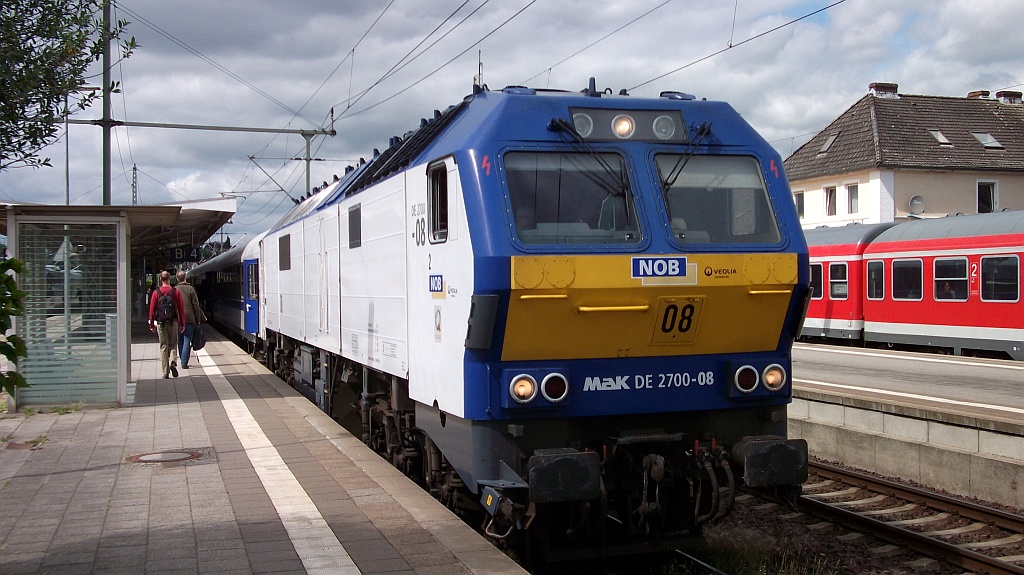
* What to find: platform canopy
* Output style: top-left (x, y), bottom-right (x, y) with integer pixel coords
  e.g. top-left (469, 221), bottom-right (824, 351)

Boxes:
top-left (0, 197), bottom-right (236, 258)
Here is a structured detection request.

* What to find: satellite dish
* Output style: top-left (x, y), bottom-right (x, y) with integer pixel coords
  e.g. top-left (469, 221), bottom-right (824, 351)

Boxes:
top-left (909, 195), bottom-right (925, 215)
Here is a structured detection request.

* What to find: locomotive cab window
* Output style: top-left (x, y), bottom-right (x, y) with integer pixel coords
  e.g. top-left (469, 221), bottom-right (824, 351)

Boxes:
top-left (428, 162), bottom-right (449, 243)
top-left (980, 255), bottom-right (1019, 302)
top-left (655, 155), bottom-right (780, 245)
top-left (892, 259), bottom-right (923, 301)
top-left (809, 263), bottom-right (823, 299)
top-left (505, 151), bottom-right (641, 245)
top-left (866, 260), bottom-right (884, 300)
top-left (934, 257), bottom-right (967, 301)
top-left (829, 263), bottom-right (848, 299)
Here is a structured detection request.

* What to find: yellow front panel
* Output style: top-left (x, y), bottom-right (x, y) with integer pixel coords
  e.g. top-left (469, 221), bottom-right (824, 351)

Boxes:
top-left (502, 254), bottom-right (798, 361)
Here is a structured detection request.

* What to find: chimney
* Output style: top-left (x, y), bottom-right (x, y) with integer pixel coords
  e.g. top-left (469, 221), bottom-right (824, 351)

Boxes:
top-left (995, 90), bottom-right (1023, 104)
top-left (966, 90), bottom-right (990, 99)
top-left (869, 82), bottom-right (899, 98)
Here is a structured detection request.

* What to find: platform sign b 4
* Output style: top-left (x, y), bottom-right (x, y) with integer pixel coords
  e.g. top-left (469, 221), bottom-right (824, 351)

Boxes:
top-left (169, 246), bottom-right (202, 262)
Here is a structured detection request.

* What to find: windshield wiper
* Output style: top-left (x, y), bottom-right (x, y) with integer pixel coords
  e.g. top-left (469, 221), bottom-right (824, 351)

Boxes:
top-left (661, 121), bottom-right (712, 190)
top-left (549, 118), bottom-right (629, 197)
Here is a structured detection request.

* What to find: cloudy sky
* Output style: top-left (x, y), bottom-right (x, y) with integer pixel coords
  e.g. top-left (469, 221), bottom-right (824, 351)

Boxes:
top-left (2, 0), bottom-right (1022, 239)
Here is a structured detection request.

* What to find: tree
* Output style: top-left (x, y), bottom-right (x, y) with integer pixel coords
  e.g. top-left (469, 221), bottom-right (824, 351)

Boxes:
top-left (0, 259), bottom-right (27, 398)
top-left (0, 0), bottom-right (136, 171)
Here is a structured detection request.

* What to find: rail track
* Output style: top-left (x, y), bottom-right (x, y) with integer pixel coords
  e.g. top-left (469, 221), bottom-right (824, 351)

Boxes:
top-left (802, 461), bottom-right (1024, 574)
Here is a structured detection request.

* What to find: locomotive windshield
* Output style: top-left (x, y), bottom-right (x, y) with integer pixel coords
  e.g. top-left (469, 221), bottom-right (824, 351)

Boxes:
top-left (505, 151), bottom-right (642, 245)
top-left (655, 155), bottom-right (781, 245)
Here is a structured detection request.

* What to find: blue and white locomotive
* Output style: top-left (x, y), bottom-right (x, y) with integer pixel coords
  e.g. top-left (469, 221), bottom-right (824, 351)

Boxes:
top-left (196, 80), bottom-right (809, 560)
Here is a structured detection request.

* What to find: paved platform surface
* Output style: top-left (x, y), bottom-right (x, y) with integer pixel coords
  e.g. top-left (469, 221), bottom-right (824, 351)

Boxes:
top-left (0, 323), bottom-right (527, 575)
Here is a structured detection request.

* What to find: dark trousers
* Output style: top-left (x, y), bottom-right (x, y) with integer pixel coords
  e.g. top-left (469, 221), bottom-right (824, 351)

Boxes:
top-left (179, 323), bottom-right (195, 367)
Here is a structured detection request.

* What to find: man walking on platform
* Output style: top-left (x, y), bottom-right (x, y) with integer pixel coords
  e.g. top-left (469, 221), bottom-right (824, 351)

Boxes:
top-left (149, 270), bottom-right (185, 378)
top-left (175, 270), bottom-right (205, 369)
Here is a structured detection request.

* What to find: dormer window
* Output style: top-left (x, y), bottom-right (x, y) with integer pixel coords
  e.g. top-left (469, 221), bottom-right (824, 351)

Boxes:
top-left (818, 132), bottom-right (839, 153)
top-left (971, 132), bottom-right (1004, 150)
top-left (928, 130), bottom-right (952, 146)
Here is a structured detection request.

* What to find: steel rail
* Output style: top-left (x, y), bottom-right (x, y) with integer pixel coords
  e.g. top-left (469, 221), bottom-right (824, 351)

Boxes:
top-left (809, 461), bottom-right (1024, 532)
top-left (804, 461), bottom-right (1024, 575)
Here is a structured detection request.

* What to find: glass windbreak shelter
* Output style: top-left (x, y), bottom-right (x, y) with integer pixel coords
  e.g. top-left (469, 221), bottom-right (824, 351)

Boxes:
top-left (2, 202), bottom-right (234, 410)
top-left (8, 213), bottom-right (129, 407)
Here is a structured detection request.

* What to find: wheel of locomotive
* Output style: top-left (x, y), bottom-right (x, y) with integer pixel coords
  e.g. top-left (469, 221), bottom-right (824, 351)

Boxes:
top-left (368, 405), bottom-right (389, 455)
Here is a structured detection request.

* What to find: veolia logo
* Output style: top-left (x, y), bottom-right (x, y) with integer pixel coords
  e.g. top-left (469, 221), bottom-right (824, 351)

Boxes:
top-left (632, 257), bottom-right (687, 278)
top-left (704, 266), bottom-right (737, 276)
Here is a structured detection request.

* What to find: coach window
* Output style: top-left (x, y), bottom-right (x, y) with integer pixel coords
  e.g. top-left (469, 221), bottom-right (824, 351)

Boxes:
top-left (247, 263), bottom-right (259, 300)
top-left (892, 259), bottom-right (923, 300)
top-left (428, 161), bottom-right (449, 243)
top-left (934, 257), bottom-right (967, 301)
top-left (809, 263), bottom-right (823, 299)
top-left (866, 260), bottom-right (884, 300)
top-left (829, 262), bottom-right (848, 299)
top-left (980, 255), bottom-right (1019, 302)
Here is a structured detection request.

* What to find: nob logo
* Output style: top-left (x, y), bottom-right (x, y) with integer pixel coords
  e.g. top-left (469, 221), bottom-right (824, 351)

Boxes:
top-left (631, 257), bottom-right (687, 278)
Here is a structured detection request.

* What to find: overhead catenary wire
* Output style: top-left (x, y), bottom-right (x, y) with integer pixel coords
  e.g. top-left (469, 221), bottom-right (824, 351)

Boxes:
top-left (117, 4), bottom-right (320, 128)
top-left (297, 0), bottom-right (397, 118)
top-left (332, 0), bottom-right (485, 115)
top-left (290, 0), bottom-right (514, 212)
top-left (519, 0), bottom-right (674, 87)
top-left (239, 1), bottom-right (402, 226)
top-left (64, 2), bottom-right (857, 228)
top-left (340, 1), bottom-right (537, 119)
top-left (630, 0), bottom-right (849, 91)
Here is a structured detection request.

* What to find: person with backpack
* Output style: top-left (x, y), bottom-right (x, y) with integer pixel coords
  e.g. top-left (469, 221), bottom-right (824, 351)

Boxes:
top-left (148, 270), bottom-right (186, 378)
top-left (175, 270), bottom-right (206, 369)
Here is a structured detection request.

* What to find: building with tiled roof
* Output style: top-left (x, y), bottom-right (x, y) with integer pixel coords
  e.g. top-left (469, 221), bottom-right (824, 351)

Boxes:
top-left (784, 83), bottom-right (1024, 228)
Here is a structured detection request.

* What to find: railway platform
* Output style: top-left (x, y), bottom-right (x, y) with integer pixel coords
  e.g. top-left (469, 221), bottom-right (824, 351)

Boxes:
top-left (0, 321), bottom-right (527, 575)
top-left (789, 345), bottom-right (1024, 511)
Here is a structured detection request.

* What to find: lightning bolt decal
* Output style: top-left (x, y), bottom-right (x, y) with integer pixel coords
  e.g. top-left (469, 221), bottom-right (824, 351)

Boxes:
top-left (481, 155), bottom-right (491, 176)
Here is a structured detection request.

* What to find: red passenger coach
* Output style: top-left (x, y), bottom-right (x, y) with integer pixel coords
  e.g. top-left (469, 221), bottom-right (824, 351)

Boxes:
top-left (802, 223), bottom-right (896, 340)
top-left (800, 211), bottom-right (1024, 360)
top-left (862, 212), bottom-right (1024, 359)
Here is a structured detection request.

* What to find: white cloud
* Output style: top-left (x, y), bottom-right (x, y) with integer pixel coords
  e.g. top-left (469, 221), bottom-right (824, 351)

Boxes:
top-left (2, 0), bottom-right (1022, 238)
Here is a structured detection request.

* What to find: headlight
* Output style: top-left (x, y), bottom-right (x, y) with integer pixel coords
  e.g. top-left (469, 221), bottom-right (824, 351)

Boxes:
top-left (510, 374), bottom-right (538, 403)
top-left (572, 113), bottom-right (594, 138)
top-left (541, 373), bottom-right (568, 402)
top-left (653, 115), bottom-right (676, 140)
top-left (612, 114), bottom-right (635, 138)
top-left (733, 365), bottom-right (759, 393)
top-left (762, 364), bottom-right (787, 391)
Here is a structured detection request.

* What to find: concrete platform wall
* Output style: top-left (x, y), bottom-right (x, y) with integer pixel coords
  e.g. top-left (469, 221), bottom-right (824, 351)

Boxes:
top-left (788, 395), bottom-right (1024, 510)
